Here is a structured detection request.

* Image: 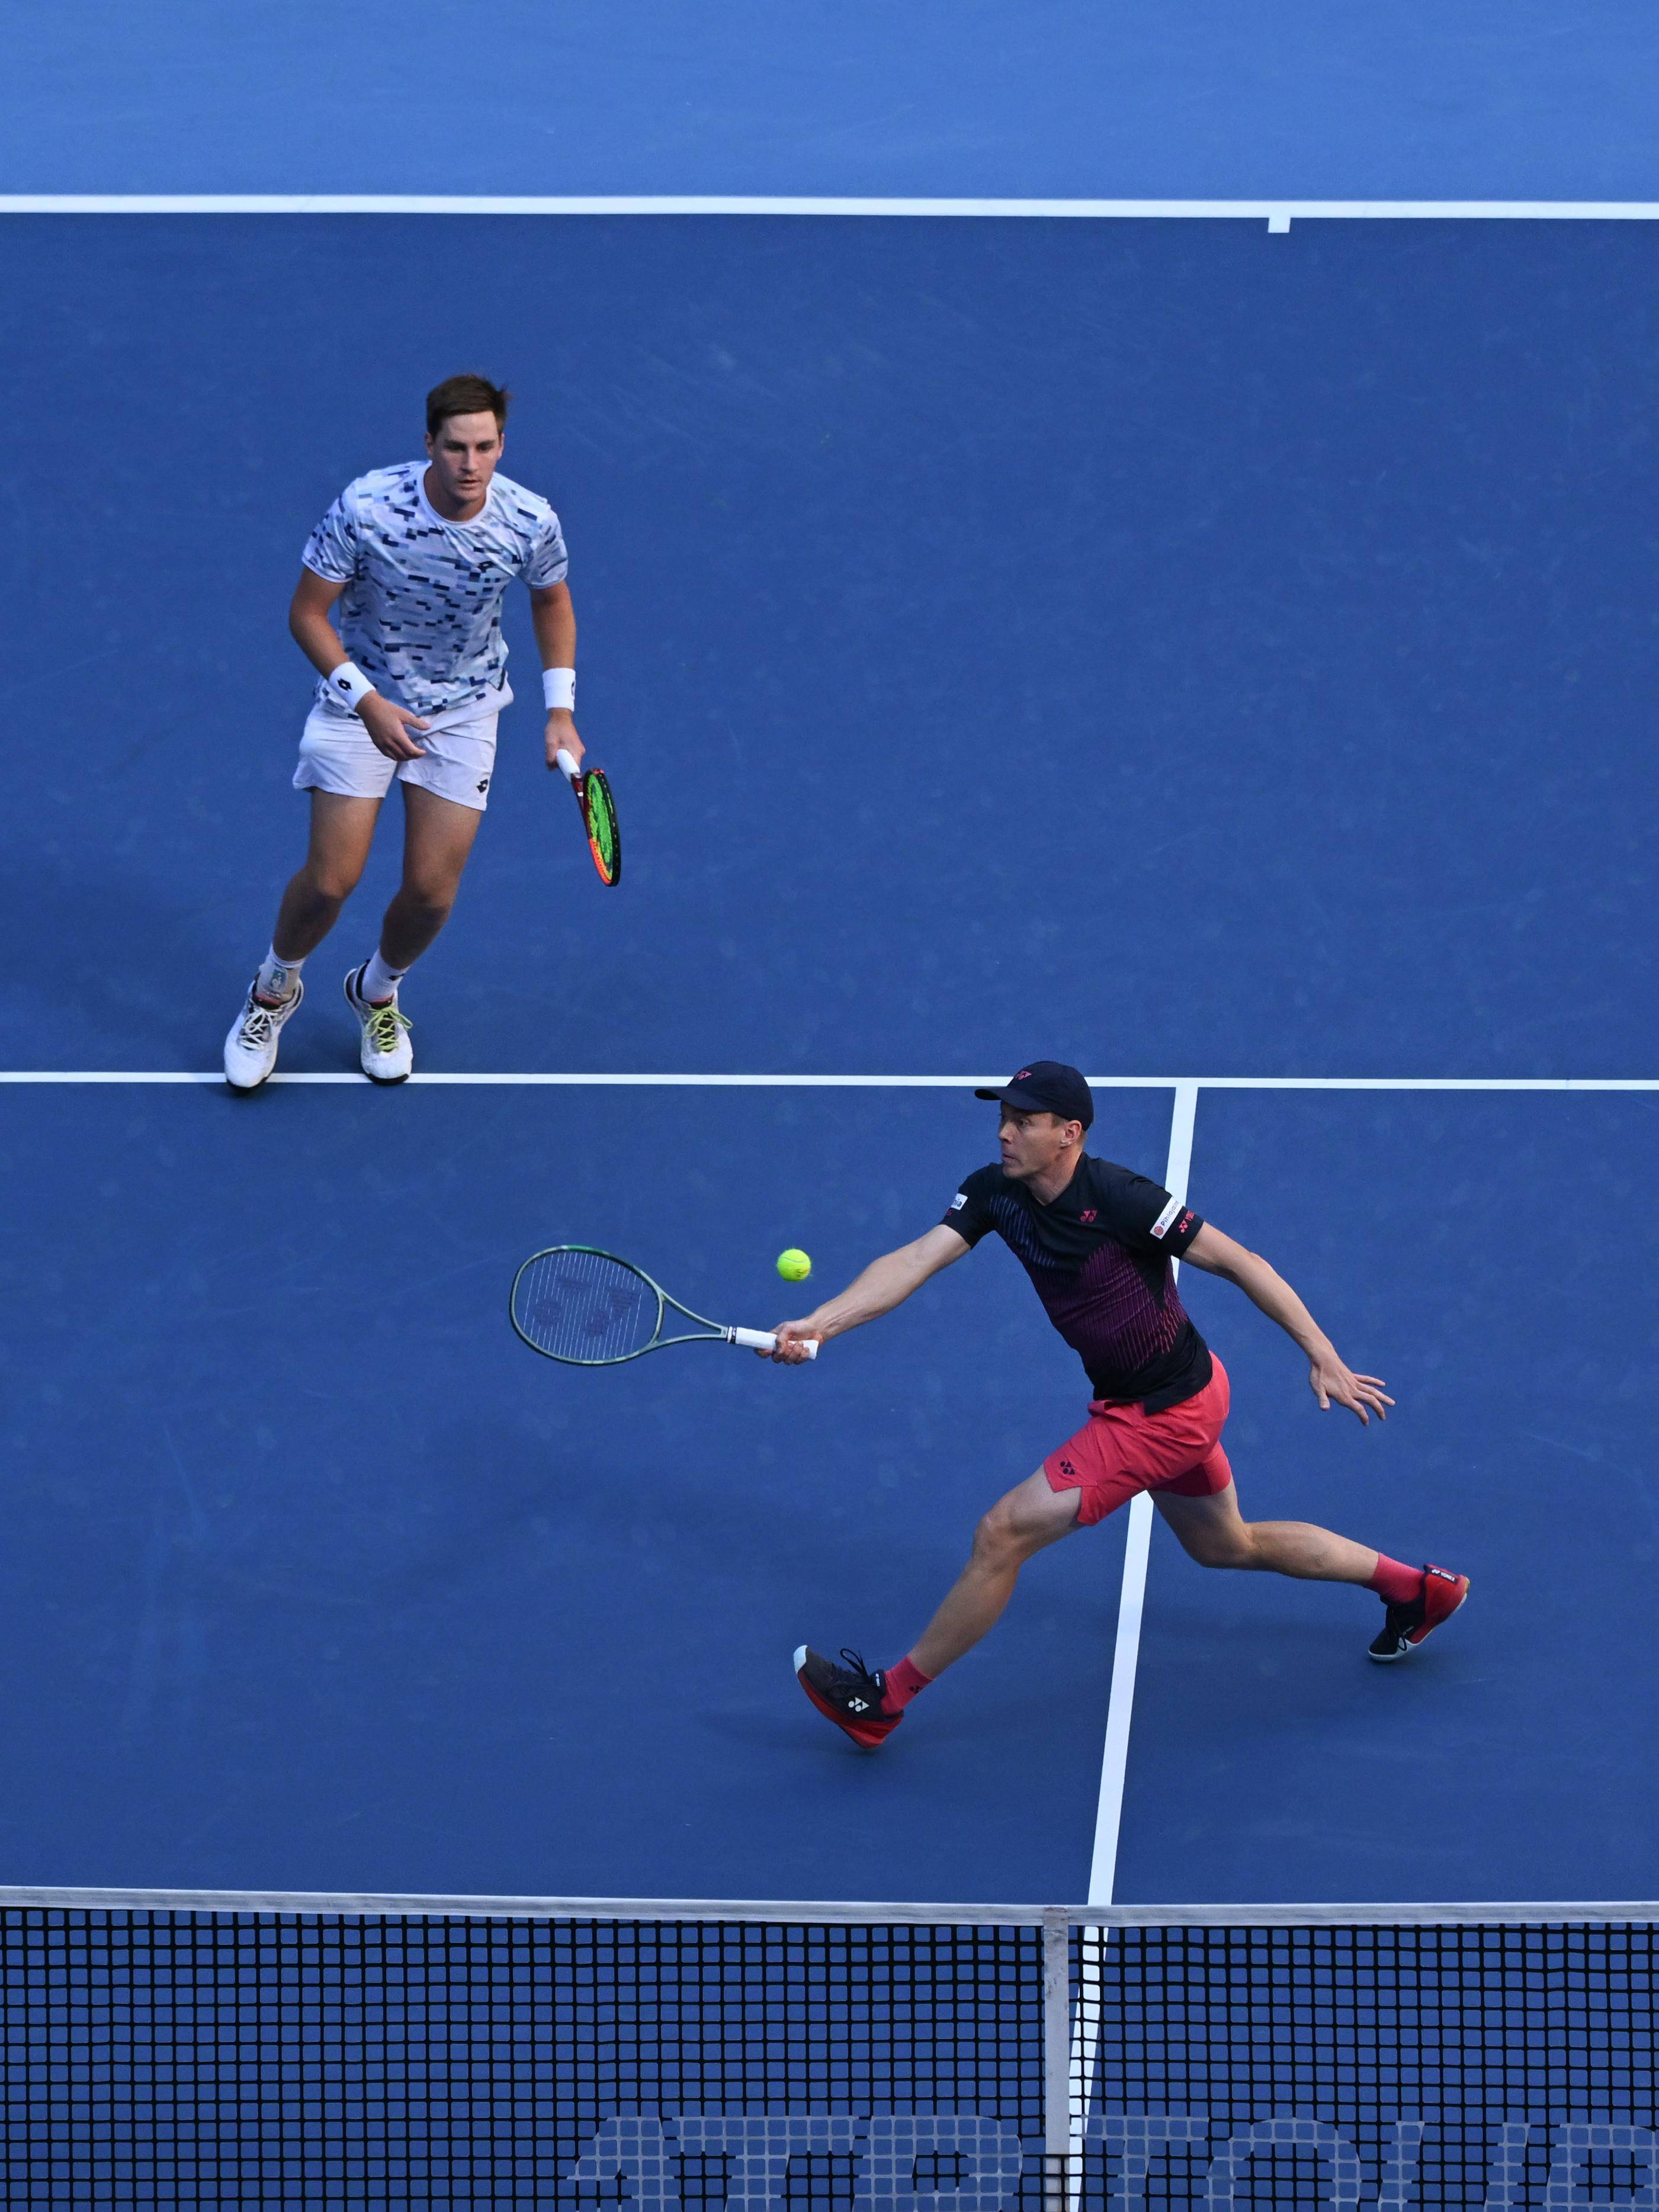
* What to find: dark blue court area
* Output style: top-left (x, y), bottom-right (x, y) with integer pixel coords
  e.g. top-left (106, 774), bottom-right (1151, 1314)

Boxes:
top-left (3, 215), bottom-right (1657, 1083)
top-left (2, 1077), bottom-right (1655, 1904)
top-left (2, 211), bottom-right (1656, 1908)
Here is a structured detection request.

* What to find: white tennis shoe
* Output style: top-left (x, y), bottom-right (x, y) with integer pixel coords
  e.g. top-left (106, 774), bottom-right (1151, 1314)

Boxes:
top-left (223, 979), bottom-right (303, 1092)
top-left (344, 966), bottom-right (413, 1084)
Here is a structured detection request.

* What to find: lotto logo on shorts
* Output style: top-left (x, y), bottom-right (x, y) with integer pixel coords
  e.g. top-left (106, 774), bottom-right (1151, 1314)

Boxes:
top-left (477, 776), bottom-right (490, 792)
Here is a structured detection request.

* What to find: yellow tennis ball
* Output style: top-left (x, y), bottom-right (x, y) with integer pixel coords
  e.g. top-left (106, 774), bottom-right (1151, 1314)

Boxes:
top-left (776, 1248), bottom-right (812, 1282)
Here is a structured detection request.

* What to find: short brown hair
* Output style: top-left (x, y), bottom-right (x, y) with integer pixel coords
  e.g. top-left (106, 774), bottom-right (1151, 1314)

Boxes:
top-left (426, 373), bottom-right (511, 436)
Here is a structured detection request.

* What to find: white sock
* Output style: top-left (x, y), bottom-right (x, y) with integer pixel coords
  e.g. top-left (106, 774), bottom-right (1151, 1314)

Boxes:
top-left (255, 948), bottom-right (305, 1001)
top-left (361, 949), bottom-right (407, 1004)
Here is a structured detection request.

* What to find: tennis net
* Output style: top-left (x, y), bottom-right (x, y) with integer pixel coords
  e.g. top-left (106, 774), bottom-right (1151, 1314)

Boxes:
top-left (1, 1891), bottom-right (1655, 2207)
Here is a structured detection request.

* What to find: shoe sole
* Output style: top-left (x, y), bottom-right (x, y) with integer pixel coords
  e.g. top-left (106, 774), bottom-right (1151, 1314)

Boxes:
top-left (344, 968), bottom-right (412, 1085)
top-left (793, 1645), bottom-right (898, 1750)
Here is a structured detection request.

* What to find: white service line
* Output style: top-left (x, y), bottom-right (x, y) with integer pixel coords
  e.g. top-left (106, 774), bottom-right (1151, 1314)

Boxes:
top-left (2, 196), bottom-right (1659, 223)
top-left (0, 1070), bottom-right (1656, 1090)
top-left (1068, 1081), bottom-right (1198, 2168)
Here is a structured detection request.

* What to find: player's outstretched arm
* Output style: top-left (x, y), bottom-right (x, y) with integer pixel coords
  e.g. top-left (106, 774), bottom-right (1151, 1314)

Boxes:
top-left (1180, 1222), bottom-right (1395, 1426)
top-left (530, 582), bottom-right (583, 772)
top-left (289, 570), bottom-right (429, 760)
top-left (766, 1225), bottom-right (971, 1363)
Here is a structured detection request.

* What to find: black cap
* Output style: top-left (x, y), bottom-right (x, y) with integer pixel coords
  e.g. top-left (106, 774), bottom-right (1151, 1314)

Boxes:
top-left (974, 1061), bottom-right (1094, 1129)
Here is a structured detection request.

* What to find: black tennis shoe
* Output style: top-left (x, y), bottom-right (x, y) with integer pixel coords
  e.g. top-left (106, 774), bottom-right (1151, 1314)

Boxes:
top-left (794, 1645), bottom-right (901, 1748)
top-left (1368, 1564), bottom-right (1469, 1662)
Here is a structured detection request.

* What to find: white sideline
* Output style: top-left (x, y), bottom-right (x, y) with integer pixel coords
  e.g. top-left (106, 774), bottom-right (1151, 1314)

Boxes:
top-left (0, 1071), bottom-right (1656, 1090)
top-left (3, 195), bottom-right (1659, 224)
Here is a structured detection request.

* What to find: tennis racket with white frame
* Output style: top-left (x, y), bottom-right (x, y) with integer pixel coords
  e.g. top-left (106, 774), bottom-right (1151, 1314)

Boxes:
top-left (511, 1245), bottom-right (819, 1366)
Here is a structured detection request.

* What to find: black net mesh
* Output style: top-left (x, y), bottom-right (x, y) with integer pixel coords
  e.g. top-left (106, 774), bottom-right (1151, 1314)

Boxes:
top-left (5, 1909), bottom-right (1657, 2209)
top-left (0, 1908), bottom-right (1045, 2206)
top-left (1075, 1922), bottom-right (1659, 2212)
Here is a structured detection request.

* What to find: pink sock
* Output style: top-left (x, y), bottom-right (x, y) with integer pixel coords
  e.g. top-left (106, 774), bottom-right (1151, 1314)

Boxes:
top-left (1369, 1554), bottom-right (1423, 1606)
top-left (881, 1655), bottom-right (933, 1716)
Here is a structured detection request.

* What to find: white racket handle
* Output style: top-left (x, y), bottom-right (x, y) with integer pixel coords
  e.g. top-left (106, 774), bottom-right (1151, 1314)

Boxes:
top-left (731, 1328), bottom-right (819, 1358)
top-left (554, 747), bottom-right (581, 784)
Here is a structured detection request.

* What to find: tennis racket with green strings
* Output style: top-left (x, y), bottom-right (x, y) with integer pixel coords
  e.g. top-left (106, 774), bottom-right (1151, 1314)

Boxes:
top-left (511, 1245), bottom-right (819, 1366)
top-left (554, 747), bottom-right (620, 887)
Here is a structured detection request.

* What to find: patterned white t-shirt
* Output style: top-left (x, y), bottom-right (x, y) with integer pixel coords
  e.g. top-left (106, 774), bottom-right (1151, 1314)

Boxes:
top-left (301, 461), bottom-right (569, 718)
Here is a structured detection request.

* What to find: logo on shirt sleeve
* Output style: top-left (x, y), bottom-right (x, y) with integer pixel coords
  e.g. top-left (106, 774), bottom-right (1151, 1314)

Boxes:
top-left (949, 1193), bottom-right (968, 1211)
top-left (1149, 1195), bottom-right (1186, 1240)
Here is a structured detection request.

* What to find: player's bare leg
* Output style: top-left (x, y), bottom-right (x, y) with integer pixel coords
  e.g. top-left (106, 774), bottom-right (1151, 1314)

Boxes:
top-left (1154, 1483), bottom-right (1469, 1662)
top-left (224, 793), bottom-right (381, 1090)
top-left (376, 782), bottom-right (483, 972)
top-left (271, 792), bottom-right (383, 962)
top-left (1152, 1481), bottom-right (1379, 1583)
top-left (795, 1471), bottom-right (1082, 1747)
top-left (909, 1470), bottom-right (1083, 1677)
top-left (344, 784), bottom-right (483, 1083)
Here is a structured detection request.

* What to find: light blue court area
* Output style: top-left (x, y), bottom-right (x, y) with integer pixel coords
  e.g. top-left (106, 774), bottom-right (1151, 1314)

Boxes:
top-left (5, 1), bottom-right (1659, 200)
top-left (0, 1074), bottom-right (1651, 1906)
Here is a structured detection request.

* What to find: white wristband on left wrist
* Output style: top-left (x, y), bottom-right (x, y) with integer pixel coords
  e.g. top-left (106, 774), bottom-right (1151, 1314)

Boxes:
top-left (543, 667), bottom-right (576, 712)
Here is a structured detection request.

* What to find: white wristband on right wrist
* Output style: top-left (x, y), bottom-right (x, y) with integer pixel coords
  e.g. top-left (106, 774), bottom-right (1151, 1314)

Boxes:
top-left (543, 666), bottom-right (576, 712)
top-left (328, 661), bottom-right (375, 712)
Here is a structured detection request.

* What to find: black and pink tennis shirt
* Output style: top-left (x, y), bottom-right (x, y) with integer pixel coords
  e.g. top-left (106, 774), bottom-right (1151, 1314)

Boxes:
top-left (941, 1155), bottom-right (1211, 1411)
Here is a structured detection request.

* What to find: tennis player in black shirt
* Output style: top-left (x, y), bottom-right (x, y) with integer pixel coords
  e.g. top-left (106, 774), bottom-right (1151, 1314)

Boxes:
top-left (772, 1063), bottom-right (1468, 1748)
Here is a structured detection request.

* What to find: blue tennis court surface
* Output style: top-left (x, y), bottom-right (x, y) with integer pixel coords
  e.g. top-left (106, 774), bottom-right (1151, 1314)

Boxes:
top-left (3, 203), bottom-right (1656, 1911)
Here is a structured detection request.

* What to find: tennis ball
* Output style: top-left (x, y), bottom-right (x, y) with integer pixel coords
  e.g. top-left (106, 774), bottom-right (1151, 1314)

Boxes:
top-left (776, 1248), bottom-right (813, 1283)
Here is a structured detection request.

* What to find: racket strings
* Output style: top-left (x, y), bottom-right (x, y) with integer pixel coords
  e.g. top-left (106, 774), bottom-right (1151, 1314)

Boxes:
top-left (515, 1251), bottom-right (659, 1362)
top-left (583, 773), bottom-right (620, 885)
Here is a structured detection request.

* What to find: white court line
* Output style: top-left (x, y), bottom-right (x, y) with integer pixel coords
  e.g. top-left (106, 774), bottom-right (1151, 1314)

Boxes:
top-left (1067, 1083), bottom-right (1198, 2168)
top-left (1066, 1083), bottom-right (1198, 2174)
top-left (3, 195), bottom-right (1659, 223)
top-left (0, 1071), bottom-right (1657, 1090)
top-left (1085, 1078), bottom-right (1199, 1908)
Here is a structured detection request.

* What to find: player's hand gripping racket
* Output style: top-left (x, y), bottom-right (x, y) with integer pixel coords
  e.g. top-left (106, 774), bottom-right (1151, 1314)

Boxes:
top-left (511, 1245), bottom-right (819, 1366)
top-left (554, 748), bottom-right (620, 887)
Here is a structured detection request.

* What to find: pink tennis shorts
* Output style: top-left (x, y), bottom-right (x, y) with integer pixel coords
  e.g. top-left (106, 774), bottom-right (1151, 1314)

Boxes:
top-left (1043, 1357), bottom-right (1233, 1527)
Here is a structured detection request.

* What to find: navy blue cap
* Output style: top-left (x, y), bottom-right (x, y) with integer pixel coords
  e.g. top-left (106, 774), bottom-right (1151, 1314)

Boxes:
top-left (974, 1061), bottom-right (1094, 1129)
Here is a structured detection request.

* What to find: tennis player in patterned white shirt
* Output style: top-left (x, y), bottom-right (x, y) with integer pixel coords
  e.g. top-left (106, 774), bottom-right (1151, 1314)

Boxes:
top-left (223, 373), bottom-right (582, 1088)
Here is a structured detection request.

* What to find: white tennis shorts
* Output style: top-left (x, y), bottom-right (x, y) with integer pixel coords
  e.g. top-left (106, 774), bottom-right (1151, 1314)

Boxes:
top-left (293, 683), bottom-right (512, 815)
